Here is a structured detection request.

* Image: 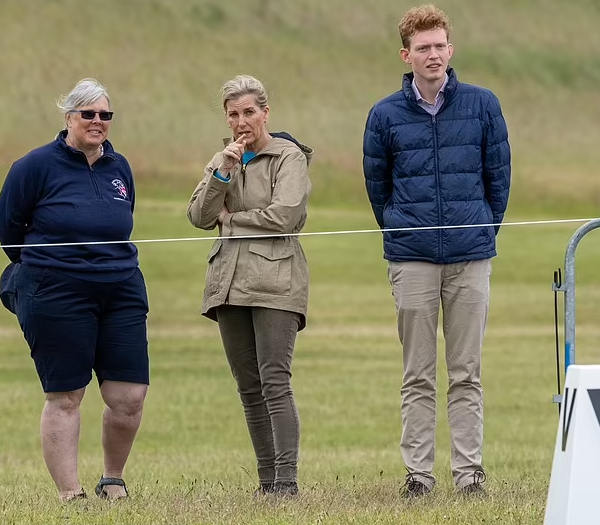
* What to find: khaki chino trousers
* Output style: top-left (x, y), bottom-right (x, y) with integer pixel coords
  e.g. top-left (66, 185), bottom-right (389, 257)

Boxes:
top-left (387, 259), bottom-right (492, 490)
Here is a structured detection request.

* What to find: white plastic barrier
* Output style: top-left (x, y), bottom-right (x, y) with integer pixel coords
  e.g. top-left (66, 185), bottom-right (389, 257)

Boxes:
top-left (544, 365), bottom-right (600, 525)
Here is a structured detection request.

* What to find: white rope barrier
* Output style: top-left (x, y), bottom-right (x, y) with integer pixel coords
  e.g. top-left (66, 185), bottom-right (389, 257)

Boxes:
top-left (0, 217), bottom-right (598, 250)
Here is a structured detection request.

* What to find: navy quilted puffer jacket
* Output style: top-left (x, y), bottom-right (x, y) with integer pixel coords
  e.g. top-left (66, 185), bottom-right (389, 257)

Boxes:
top-left (363, 68), bottom-right (511, 264)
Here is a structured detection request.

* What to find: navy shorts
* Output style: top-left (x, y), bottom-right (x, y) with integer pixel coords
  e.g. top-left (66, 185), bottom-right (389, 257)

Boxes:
top-left (15, 265), bottom-right (149, 393)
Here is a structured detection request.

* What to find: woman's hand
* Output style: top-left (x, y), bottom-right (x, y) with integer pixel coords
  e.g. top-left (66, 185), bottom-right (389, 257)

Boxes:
top-left (218, 135), bottom-right (246, 174)
top-left (218, 206), bottom-right (230, 224)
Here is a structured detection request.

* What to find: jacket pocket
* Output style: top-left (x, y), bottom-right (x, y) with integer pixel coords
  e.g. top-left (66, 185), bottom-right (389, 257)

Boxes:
top-left (205, 240), bottom-right (223, 295)
top-left (244, 241), bottom-right (295, 296)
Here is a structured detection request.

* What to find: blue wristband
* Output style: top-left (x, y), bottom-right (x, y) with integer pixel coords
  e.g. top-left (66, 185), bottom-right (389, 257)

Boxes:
top-left (213, 169), bottom-right (230, 183)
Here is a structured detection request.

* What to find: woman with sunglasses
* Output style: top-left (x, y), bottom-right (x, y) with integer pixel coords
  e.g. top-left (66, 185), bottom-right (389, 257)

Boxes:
top-left (187, 75), bottom-right (312, 497)
top-left (0, 78), bottom-right (149, 501)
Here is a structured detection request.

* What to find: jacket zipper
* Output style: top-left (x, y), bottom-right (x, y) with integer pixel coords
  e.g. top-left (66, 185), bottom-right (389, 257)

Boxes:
top-left (240, 155), bottom-right (258, 178)
top-left (239, 153), bottom-right (272, 202)
top-left (80, 152), bottom-right (102, 198)
top-left (431, 114), bottom-right (443, 260)
top-left (89, 166), bottom-right (102, 198)
top-left (240, 160), bottom-right (248, 209)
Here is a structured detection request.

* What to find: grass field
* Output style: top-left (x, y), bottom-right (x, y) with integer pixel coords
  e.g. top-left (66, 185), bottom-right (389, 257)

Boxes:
top-left (2, 0), bottom-right (600, 523)
top-left (1, 199), bottom-right (600, 524)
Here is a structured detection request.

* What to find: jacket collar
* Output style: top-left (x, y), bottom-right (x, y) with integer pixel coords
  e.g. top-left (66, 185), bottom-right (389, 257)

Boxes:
top-left (55, 129), bottom-right (115, 158)
top-left (402, 67), bottom-right (458, 104)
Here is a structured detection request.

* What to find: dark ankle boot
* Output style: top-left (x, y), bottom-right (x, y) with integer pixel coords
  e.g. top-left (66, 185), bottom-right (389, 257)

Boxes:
top-left (273, 481), bottom-right (299, 497)
top-left (253, 481), bottom-right (275, 497)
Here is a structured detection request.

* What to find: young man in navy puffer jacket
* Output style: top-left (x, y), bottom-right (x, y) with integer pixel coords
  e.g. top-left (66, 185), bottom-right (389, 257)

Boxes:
top-left (363, 4), bottom-right (510, 498)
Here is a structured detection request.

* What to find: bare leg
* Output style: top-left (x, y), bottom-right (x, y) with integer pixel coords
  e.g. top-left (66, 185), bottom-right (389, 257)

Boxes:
top-left (40, 388), bottom-right (86, 501)
top-left (99, 380), bottom-right (148, 499)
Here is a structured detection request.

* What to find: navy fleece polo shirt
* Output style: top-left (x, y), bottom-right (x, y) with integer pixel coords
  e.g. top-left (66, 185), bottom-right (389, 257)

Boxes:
top-left (0, 131), bottom-right (139, 281)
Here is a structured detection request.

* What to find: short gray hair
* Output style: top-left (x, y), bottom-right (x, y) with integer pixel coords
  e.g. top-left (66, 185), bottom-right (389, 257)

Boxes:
top-left (56, 78), bottom-right (111, 114)
top-left (220, 75), bottom-right (268, 111)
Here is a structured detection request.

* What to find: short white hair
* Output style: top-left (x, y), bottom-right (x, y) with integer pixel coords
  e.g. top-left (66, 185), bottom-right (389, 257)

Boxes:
top-left (56, 78), bottom-right (110, 113)
top-left (220, 75), bottom-right (268, 111)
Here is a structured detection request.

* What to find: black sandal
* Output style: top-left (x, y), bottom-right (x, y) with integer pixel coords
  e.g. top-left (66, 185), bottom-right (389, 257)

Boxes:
top-left (95, 476), bottom-right (128, 499)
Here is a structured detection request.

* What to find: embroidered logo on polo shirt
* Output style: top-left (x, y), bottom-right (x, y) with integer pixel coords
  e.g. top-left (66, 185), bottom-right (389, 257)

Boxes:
top-left (112, 179), bottom-right (128, 200)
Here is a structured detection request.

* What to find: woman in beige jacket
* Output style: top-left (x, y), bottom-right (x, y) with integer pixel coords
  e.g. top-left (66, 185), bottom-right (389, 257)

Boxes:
top-left (187, 75), bottom-right (312, 497)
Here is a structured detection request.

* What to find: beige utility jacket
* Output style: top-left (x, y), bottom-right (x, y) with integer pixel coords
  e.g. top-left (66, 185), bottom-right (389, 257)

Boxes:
top-left (187, 134), bottom-right (313, 330)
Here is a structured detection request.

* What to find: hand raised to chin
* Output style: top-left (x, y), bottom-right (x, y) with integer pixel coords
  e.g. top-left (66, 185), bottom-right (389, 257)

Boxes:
top-left (218, 135), bottom-right (246, 174)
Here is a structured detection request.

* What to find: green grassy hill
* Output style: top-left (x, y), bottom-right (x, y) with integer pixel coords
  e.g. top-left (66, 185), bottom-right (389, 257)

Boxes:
top-left (1, 0), bottom-right (600, 210)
